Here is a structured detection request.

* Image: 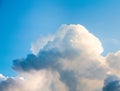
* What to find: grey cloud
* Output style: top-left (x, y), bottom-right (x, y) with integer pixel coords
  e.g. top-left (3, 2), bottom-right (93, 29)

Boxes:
top-left (13, 48), bottom-right (71, 72)
top-left (103, 75), bottom-right (120, 91)
top-left (0, 77), bottom-right (23, 91)
top-left (60, 70), bottom-right (78, 91)
top-left (106, 51), bottom-right (120, 72)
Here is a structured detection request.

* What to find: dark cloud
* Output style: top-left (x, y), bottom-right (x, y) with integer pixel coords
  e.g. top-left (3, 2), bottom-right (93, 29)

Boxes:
top-left (60, 70), bottom-right (78, 91)
top-left (103, 75), bottom-right (120, 91)
top-left (13, 48), bottom-right (64, 72)
top-left (103, 80), bottom-right (120, 91)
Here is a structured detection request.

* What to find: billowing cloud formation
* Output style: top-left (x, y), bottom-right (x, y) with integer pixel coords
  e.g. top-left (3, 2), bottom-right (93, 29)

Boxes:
top-left (1, 24), bottom-right (120, 91)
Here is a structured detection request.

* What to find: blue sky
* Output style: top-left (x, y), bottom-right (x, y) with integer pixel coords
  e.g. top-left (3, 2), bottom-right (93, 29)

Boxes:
top-left (0, 0), bottom-right (120, 76)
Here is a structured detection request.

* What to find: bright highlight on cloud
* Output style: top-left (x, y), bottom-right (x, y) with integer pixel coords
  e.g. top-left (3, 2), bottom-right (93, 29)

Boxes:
top-left (0, 24), bottom-right (120, 91)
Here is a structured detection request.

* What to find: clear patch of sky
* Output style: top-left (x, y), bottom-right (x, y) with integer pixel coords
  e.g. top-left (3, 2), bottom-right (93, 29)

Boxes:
top-left (0, 0), bottom-right (120, 76)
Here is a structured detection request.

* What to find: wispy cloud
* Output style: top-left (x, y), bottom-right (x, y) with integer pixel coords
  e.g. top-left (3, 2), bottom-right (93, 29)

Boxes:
top-left (111, 38), bottom-right (120, 45)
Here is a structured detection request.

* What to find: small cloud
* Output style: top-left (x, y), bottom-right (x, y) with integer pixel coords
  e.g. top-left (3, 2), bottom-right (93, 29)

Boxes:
top-left (111, 38), bottom-right (120, 45)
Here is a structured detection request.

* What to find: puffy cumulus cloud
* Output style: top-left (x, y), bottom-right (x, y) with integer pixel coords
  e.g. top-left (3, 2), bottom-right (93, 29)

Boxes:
top-left (1, 24), bottom-right (120, 91)
top-left (31, 24), bottom-right (103, 56)
top-left (106, 51), bottom-right (120, 74)
top-left (13, 24), bottom-right (105, 71)
top-left (12, 24), bottom-right (108, 91)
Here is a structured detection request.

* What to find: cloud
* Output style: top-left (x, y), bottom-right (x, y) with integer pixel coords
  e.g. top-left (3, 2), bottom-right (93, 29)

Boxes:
top-left (13, 24), bottom-right (105, 72)
top-left (0, 74), bottom-right (6, 82)
top-left (1, 24), bottom-right (120, 91)
top-left (106, 51), bottom-right (120, 72)
top-left (31, 35), bottom-right (54, 55)
top-left (0, 74), bottom-right (5, 79)
top-left (103, 75), bottom-right (120, 91)
top-left (111, 38), bottom-right (120, 45)
top-left (0, 70), bottom-right (68, 91)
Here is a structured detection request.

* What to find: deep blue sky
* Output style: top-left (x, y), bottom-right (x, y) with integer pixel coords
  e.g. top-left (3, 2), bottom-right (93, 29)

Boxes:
top-left (0, 0), bottom-right (120, 76)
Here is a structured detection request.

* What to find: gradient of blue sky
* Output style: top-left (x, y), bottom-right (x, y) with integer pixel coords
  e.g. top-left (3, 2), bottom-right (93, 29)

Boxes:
top-left (0, 0), bottom-right (120, 76)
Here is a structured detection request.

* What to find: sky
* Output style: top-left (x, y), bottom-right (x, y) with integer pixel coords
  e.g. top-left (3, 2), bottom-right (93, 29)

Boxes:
top-left (0, 0), bottom-right (120, 90)
top-left (0, 0), bottom-right (120, 91)
top-left (0, 0), bottom-right (120, 76)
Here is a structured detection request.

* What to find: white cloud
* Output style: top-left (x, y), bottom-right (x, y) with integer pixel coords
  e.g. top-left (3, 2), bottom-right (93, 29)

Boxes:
top-left (106, 51), bottom-right (120, 75)
top-left (0, 74), bottom-right (5, 79)
top-left (0, 74), bottom-right (6, 82)
top-left (1, 24), bottom-right (120, 91)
